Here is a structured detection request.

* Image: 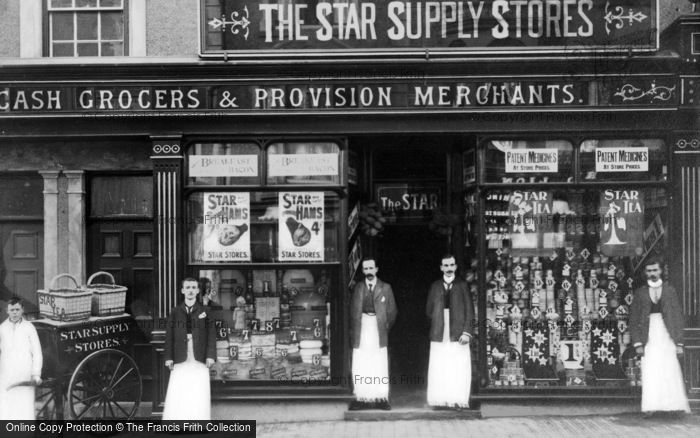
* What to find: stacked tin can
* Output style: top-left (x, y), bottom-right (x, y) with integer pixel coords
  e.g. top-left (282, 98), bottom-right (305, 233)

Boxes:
top-left (279, 286), bottom-right (292, 329)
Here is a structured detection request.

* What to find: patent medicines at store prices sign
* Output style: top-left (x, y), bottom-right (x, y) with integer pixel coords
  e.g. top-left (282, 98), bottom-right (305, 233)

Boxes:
top-left (202, 0), bottom-right (657, 56)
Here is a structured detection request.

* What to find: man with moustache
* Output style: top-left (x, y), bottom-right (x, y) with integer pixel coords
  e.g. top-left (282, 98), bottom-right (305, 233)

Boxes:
top-left (349, 258), bottom-right (397, 410)
top-left (426, 254), bottom-right (474, 410)
top-left (629, 258), bottom-right (690, 416)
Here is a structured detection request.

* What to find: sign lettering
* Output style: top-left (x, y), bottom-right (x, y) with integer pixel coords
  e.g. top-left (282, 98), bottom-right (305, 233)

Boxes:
top-left (204, 0), bottom-right (657, 54)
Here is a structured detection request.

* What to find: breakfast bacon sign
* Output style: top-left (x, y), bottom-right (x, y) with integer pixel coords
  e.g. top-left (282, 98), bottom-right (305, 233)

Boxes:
top-left (204, 0), bottom-right (657, 54)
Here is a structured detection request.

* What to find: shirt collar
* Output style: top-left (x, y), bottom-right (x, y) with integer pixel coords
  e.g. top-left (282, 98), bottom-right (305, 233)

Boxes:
top-left (647, 279), bottom-right (663, 288)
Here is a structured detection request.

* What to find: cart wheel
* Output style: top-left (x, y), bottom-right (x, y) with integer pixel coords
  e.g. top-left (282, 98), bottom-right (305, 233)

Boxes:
top-left (36, 378), bottom-right (64, 420)
top-left (67, 349), bottom-right (142, 420)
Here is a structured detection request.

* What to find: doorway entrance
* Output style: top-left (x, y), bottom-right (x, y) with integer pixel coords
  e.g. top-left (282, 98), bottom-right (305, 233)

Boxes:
top-left (379, 224), bottom-right (447, 407)
top-left (354, 135), bottom-right (459, 408)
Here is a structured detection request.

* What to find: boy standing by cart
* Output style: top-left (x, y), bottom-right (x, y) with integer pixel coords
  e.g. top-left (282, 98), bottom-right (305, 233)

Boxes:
top-left (0, 297), bottom-right (43, 420)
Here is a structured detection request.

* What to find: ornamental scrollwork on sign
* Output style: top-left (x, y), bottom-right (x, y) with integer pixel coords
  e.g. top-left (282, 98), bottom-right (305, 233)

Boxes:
top-left (604, 1), bottom-right (649, 35)
top-left (208, 6), bottom-right (251, 40)
top-left (613, 82), bottom-right (676, 102)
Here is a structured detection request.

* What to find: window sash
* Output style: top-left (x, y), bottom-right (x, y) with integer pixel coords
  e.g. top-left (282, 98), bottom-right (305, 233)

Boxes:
top-left (47, 1), bottom-right (126, 57)
top-left (48, 0), bottom-right (123, 10)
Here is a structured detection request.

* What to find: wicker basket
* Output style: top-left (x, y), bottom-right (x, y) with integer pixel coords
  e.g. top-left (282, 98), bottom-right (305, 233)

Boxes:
top-left (87, 271), bottom-right (127, 316)
top-left (37, 274), bottom-right (92, 321)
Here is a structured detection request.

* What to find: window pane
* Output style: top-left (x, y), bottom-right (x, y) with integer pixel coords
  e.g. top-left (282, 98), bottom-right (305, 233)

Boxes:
top-left (90, 176), bottom-right (153, 218)
top-left (99, 0), bottom-right (123, 7)
top-left (52, 43), bottom-right (75, 56)
top-left (52, 13), bottom-right (74, 40)
top-left (76, 0), bottom-right (98, 7)
top-left (100, 12), bottom-right (124, 40)
top-left (580, 139), bottom-right (668, 182)
top-left (51, 0), bottom-right (74, 8)
top-left (187, 143), bottom-right (261, 186)
top-left (267, 142), bottom-right (342, 185)
top-left (77, 42), bottom-right (98, 56)
top-left (77, 13), bottom-right (98, 39)
top-left (101, 41), bottom-right (123, 56)
top-left (188, 191), bottom-right (340, 264)
top-left (0, 175), bottom-right (43, 217)
top-left (198, 268), bottom-right (333, 383)
top-left (476, 188), bottom-right (668, 388)
top-left (485, 140), bottom-right (574, 183)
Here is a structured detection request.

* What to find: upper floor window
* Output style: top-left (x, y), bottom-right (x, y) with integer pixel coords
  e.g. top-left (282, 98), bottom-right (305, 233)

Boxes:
top-left (48, 0), bottom-right (127, 57)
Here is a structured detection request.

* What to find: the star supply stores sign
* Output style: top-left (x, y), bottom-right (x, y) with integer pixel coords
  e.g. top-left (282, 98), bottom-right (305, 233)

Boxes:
top-left (202, 0), bottom-right (657, 56)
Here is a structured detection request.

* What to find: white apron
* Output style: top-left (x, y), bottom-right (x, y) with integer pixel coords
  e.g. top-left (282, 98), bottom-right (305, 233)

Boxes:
top-left (163, 335), bottom-right (211, 420)
top-left (641, 314), bottom-right (690, 413)
top-left (427, 309), bottom-right (471, 408)
top-left (351, 314), bottom-right (389, 402)
top-left (0, 319), bottom-right (43, 420)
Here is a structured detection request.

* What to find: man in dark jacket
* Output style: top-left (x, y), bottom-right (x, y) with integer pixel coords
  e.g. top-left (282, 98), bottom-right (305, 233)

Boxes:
top-left (629, 258), bottom-right (689, 415)
top-left (349, 258), bottom-right (397, 410)
top-left (426, 254), bottom-right (474, 409)
top-left (163, 278), bottom-right (216, 419)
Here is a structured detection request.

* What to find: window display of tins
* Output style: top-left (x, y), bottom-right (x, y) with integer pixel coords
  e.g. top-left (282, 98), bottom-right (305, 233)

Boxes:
top-left (472, 139), bottom-right (669, 388)
top-left (479, 186), bottom-right (668, 387)
top-left (199, 268), bottom-right (332, 382)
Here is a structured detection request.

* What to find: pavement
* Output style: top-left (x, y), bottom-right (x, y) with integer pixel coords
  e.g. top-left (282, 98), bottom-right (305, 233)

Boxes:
top-left (257, 413), bottom-right (700, 438)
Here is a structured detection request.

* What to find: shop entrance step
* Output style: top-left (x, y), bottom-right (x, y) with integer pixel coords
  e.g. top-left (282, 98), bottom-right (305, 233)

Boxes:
top-left (344, 407), bottom-right (481, 421)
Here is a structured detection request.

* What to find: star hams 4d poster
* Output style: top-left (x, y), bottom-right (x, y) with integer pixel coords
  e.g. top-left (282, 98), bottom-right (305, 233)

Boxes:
top-left (279, 192), bottom-right (324, 262)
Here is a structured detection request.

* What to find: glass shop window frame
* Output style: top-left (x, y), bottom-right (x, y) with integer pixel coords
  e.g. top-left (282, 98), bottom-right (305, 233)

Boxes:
top-left (184, 137), bottom-right (346, 387)
top-left (45, 0), bottom-right (128, 57)
top-left (472, 135), bottom-right (672, 391)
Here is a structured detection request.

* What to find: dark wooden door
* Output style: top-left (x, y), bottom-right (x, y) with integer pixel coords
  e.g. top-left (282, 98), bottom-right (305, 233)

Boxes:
top-left (0, 222), bottom-right (43, 317)
top-left (0, 174), bottom-right (44, 320)
top-left (87, 220), bottom-right (154, 318)
top-left (87, 174), bottom-right (154, 401)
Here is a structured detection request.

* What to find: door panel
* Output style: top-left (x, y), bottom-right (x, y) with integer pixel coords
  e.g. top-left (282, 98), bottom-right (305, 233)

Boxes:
top-left (88, 221), bottom-right (153, 318)
top-left (0, 224), bottom-right (43, 317)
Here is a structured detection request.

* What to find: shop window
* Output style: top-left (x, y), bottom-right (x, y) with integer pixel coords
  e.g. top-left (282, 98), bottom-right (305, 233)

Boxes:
top-left (186, 139), bottom-right (343, 383)
top-left (187, 142), bottom-right (261, 186)
top-left (470, 187), bottom-right (668, 388)
top-left (196, 267), bottom-right (333, 382)
top-left (484, 140), bottom-right (574, 184)
top-left (47, 0), bottom-right (127, 57)
top-left (580, 139), bottom-right (668, 182)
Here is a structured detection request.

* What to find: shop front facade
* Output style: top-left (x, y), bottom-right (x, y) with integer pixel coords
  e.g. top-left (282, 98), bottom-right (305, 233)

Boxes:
top-left (0, 0), bottom-right (699, 421)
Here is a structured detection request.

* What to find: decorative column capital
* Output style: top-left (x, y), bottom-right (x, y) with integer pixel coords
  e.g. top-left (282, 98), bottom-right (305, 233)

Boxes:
top-left (151, 136), bottom-right (183, 158)
top-left (64, 170), bottom-right (86, 195)
top-left (674, 132), bottom-right (700, 152)
top-left (39, 170), bottom-right (61, 194)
